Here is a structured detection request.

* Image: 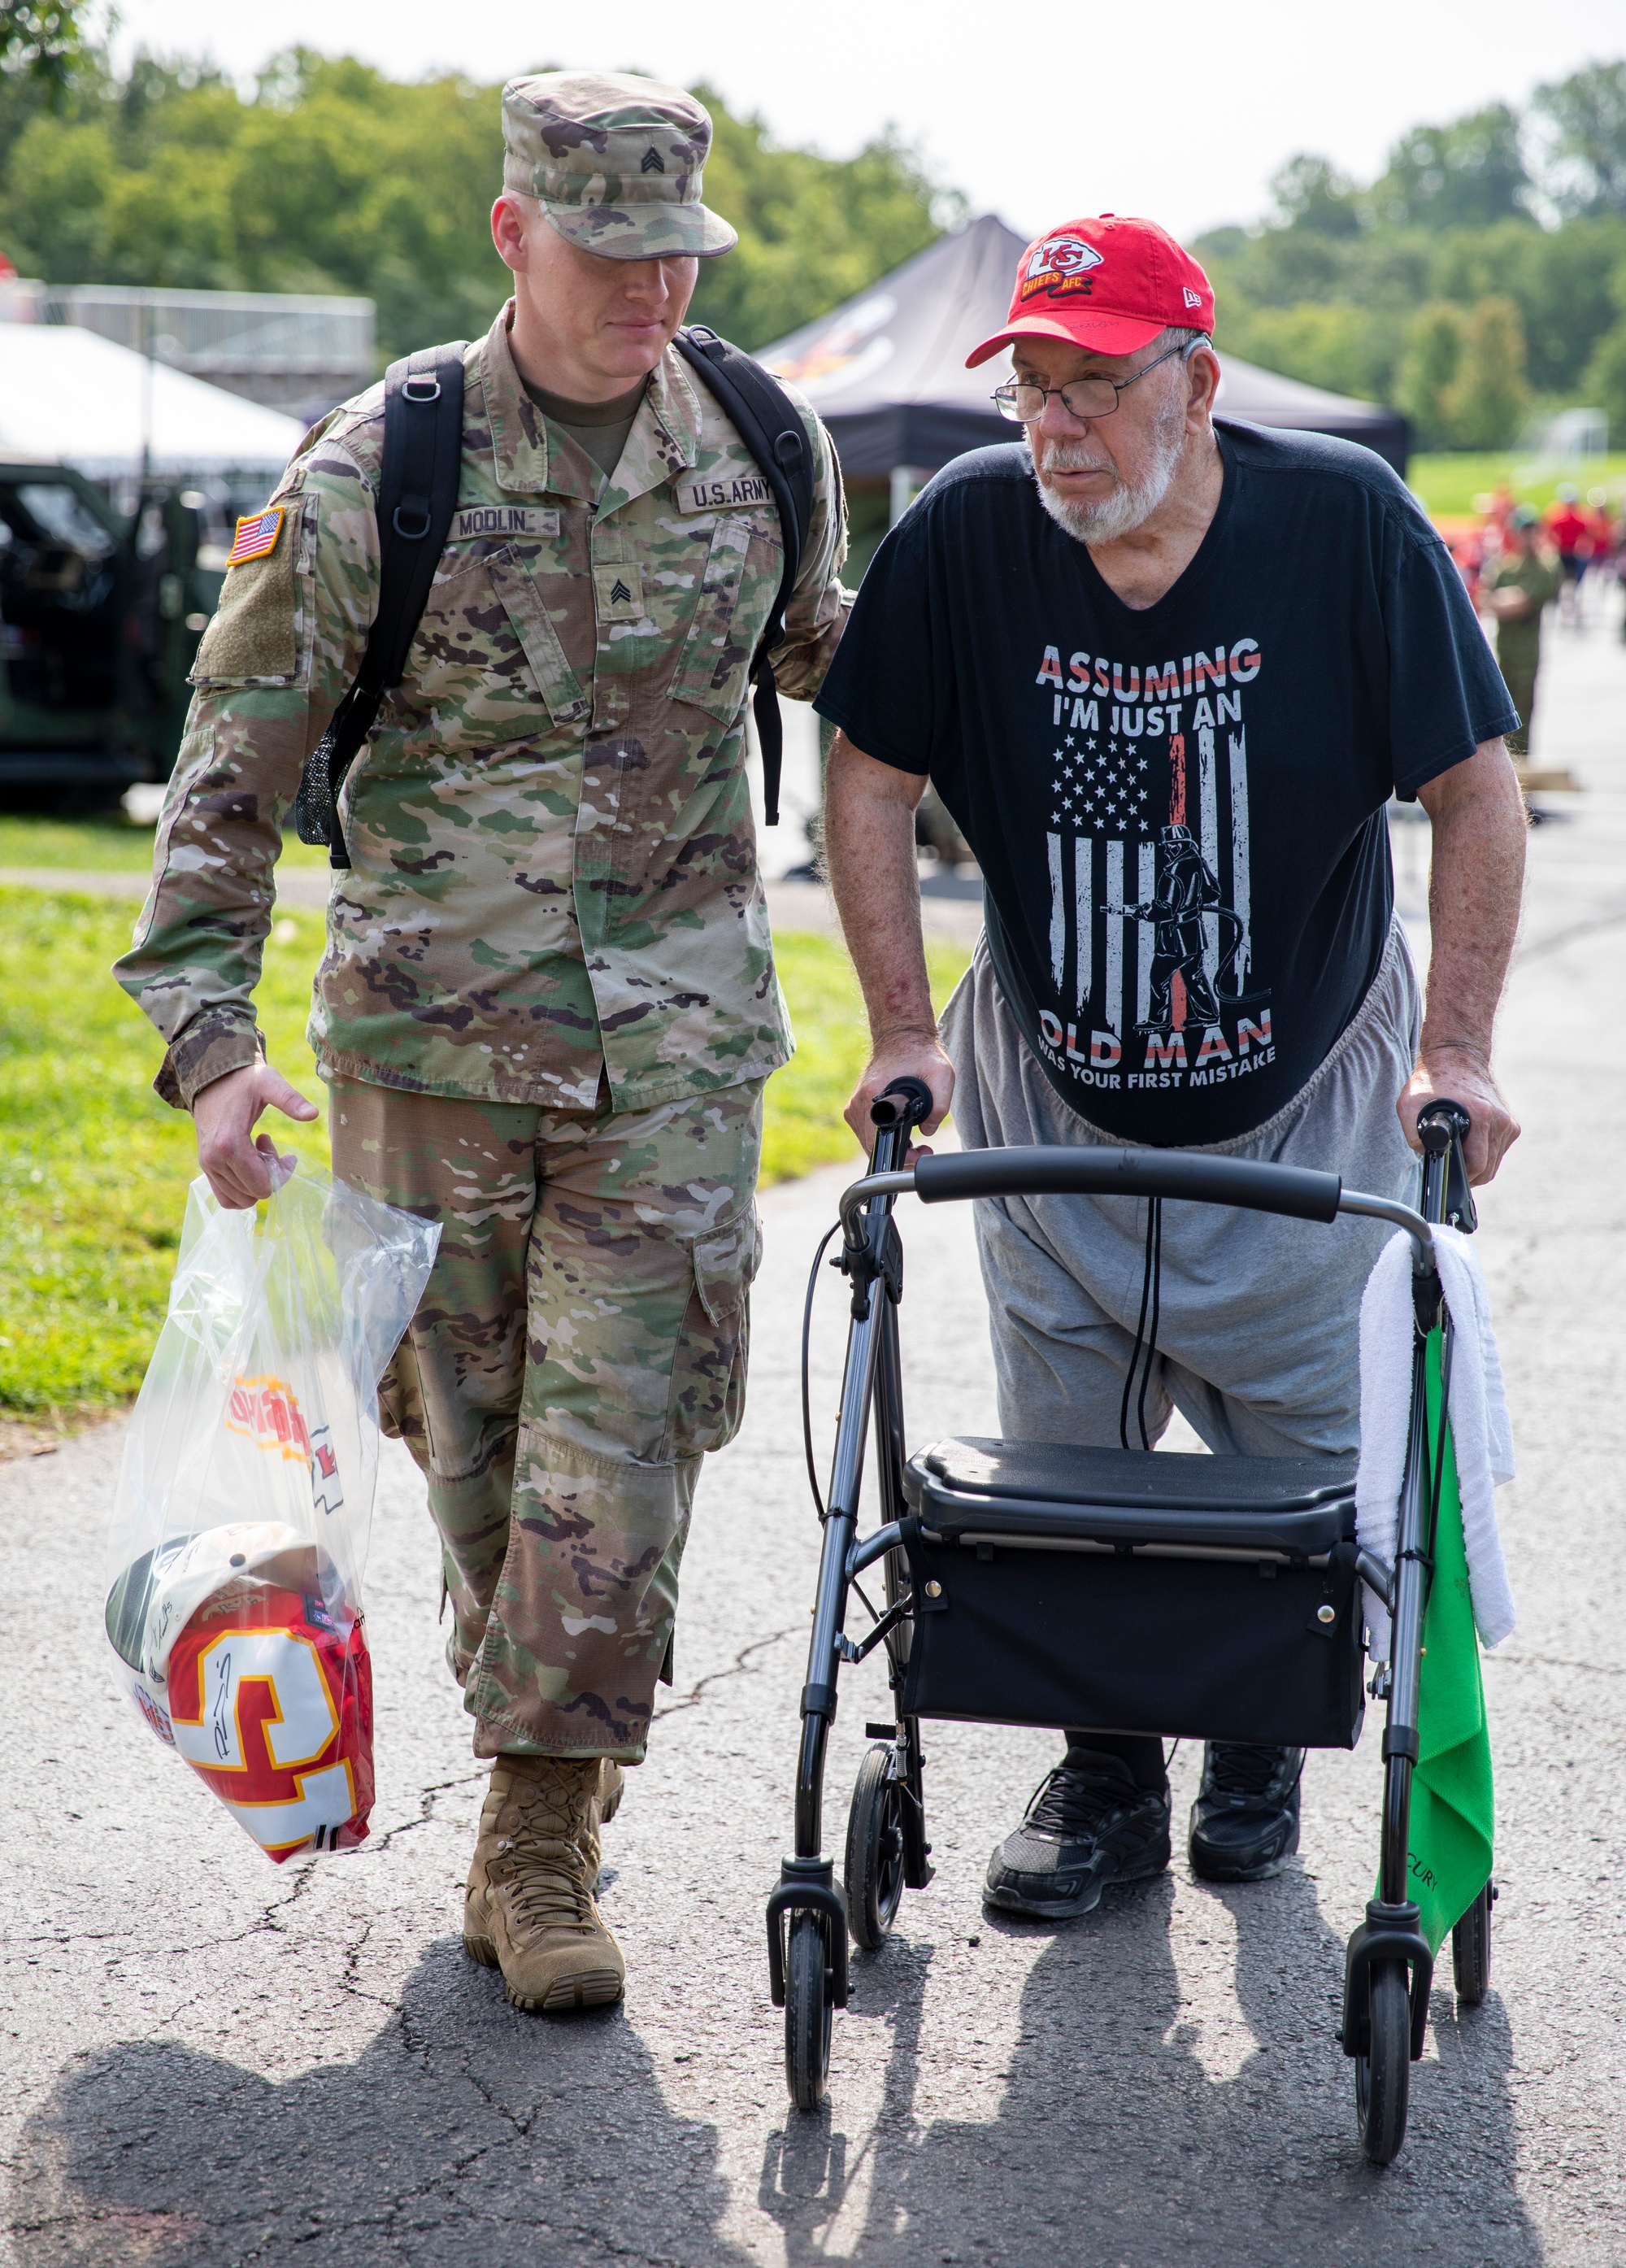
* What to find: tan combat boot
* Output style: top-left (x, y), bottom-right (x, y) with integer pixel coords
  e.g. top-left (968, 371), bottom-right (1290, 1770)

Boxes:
top-left (464, 1756), bottom-right (627, 2012)
top-left (580, 1759), bottom-right (625, 1889)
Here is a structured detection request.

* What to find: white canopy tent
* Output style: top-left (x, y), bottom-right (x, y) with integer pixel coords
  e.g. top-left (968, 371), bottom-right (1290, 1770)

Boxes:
top-left (0, 323), bottom-right (307, 479)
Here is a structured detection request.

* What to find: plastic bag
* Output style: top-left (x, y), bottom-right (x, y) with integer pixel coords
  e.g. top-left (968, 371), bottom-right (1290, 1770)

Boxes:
top-left (106, 1160), bottom-right (438, 1863)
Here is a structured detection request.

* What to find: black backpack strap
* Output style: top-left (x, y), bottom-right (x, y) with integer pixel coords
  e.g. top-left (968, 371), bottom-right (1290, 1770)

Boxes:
top-left (672, 324), bottom-right (821, 826)
top-left (293, 342), bottom-right (467, 868)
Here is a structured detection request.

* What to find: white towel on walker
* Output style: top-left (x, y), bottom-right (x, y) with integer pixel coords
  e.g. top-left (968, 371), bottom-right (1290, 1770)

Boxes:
top-left (1354, 1224), bottom-right (1516, 1658)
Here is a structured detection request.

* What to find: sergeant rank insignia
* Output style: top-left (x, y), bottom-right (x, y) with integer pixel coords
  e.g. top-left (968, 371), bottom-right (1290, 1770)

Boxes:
top-left (228, 507), bottom-right (285, 565)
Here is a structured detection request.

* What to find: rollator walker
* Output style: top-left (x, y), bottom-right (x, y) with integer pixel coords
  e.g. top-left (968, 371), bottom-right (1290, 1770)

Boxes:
top-left (768, 1082), bottom-right (1489, 2166)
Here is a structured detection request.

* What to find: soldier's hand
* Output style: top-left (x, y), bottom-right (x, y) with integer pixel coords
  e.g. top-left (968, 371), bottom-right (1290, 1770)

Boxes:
top-left (846, 1032), bottom-right (955, 1155)
top-left (193, 1060), bottom-right (320, 1210)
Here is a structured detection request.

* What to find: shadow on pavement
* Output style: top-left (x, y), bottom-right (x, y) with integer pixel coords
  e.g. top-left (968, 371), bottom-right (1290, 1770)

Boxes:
top-left (759, 1862), bottom-right (1540, 2266)
top-left (7, 1938), bottom-right (756, 2268)
top-left (8, 1879), bottom-right (1540, 2267)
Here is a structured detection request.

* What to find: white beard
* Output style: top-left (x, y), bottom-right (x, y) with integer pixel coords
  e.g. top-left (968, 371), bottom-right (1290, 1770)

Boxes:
top-left (1032, 398), bottom-right (1188, 544)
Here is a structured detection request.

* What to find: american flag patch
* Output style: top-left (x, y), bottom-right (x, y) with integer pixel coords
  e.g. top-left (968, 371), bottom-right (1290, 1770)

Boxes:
top-left (227, 507), bottom-right (284, 565)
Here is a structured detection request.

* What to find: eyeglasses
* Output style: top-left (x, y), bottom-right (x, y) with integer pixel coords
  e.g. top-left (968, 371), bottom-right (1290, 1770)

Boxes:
top-left (991, 337), bottom-right (1200, 424)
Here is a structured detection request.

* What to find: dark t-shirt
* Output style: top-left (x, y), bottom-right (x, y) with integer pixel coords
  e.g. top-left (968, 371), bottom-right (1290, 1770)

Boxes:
top-left (815, 420), bottom-right (1517, 1144)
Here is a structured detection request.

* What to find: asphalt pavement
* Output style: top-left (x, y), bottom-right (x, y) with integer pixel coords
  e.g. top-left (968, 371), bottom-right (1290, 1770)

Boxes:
top-left (3, 599), bottom-right (1625, 2266)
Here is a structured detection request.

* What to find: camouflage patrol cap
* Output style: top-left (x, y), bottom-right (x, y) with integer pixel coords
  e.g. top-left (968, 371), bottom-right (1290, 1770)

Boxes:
top-left (502, 71), bottom-right (737, 260)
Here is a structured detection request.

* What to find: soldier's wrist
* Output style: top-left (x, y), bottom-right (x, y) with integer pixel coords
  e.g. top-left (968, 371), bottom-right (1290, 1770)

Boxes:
top-left (163, 1021), bottom-right (266, 1114)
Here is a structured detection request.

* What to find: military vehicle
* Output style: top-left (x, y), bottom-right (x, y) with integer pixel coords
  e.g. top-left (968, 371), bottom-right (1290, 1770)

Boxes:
top-left (0, 462), bottom-right (231, 803)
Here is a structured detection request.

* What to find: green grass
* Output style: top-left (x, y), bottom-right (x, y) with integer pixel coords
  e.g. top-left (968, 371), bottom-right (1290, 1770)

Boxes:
top-left (0, 814), bottom-right (330, 873)
top-left (0, 886), bottom-right (969, 1417)
top-left (1408, 451), bottom-right (1626, 519)
top-left (0, 887), bottom-right (332, 1415)
top-left (761, 930), bottom-right (968, 1186)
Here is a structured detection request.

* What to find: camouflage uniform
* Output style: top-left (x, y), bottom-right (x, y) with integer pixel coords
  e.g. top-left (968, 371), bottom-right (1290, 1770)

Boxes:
top-left (329, 1076), bottom-right (761, 1759)
top-left (115, 72), bottom-right (850, 1761)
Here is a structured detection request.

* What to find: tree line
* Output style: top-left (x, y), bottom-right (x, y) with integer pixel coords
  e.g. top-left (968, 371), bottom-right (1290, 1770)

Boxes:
top-left (0, 41), bottom-right (950, 363)
top-left (1195, 63), bottom-right (1626, 447)
top-left (4, 19), bottom-right (1624, 450)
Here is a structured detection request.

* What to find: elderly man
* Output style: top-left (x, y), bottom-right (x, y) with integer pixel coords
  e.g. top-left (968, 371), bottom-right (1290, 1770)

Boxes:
top-left (116, 72), bottom-right (848, 2009)
top-left (816, 215), bottom-right (1524, 1921)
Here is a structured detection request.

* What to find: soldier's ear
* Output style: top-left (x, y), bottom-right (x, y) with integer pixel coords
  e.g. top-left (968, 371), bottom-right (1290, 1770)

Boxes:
top-left (492, 195), bottom-right (535, 275)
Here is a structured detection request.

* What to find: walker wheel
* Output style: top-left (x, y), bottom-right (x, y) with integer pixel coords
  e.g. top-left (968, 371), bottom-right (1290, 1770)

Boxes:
top-left (844, 1743), bottom-right (907, 1950)
top-left (1355, 1958), bottom-right (1411, 2166)
top-left (1452, 1881), bottom-right (1493, 2008)
top-left (784, 1911), bottom-right (833, 2112)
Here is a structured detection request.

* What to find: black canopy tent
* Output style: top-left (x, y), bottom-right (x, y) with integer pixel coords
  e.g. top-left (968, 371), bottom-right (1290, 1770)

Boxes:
top-left (759, 213), bottom-right (1410, 490)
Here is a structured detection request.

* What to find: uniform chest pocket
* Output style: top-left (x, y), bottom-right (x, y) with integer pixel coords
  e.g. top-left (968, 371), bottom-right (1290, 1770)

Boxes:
top-left (667, 513), bottom-right (782, 723)
top-left (485, 549), bottom-right (589, 727)
top-left (398, 542), bottom-right (589, 747)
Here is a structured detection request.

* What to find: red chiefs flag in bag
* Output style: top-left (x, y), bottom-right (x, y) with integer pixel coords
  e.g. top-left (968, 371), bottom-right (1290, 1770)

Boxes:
top-left (167, 1578), bottom-right (375, 1863)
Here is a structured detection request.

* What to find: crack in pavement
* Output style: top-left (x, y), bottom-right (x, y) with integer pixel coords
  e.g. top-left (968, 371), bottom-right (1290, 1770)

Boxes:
top-left (336, 1917), bottom-right (373, 2004)
top-left (72, 1861), bottom-right (324, 1976)
top-left (365, 1770), bottom-right (486, 1855)
top-left (652, 1625), bottom-right (802, 1722)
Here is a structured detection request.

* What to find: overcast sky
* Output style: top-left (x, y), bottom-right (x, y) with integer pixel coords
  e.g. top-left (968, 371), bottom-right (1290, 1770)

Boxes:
top-left (113, 0), bottom-right (1623, 243)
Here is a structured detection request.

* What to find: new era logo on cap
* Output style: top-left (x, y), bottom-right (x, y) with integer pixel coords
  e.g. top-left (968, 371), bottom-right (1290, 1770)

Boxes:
top-left (966, 214), bottom-right (1215, 368)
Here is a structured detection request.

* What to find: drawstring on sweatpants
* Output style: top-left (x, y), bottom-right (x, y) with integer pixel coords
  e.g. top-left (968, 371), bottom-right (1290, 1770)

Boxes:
top-left (1119, 1195), bottom-right (1163, 1452)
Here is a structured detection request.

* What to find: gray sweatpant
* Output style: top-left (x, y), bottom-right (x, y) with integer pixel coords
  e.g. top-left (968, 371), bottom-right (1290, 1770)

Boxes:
top-left (938, 920), bottom-right (1422, 1459)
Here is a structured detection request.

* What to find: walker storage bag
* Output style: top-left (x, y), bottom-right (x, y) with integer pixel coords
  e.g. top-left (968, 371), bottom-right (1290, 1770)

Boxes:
top-left (105, 1162), bottom-right (437, 1862)
top-left (898, 1439), bottom-right (1366, 1748)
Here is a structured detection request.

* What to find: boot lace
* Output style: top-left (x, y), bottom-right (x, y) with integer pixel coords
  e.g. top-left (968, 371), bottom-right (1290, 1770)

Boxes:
top-left (498, 1782), bottom-right (596, 1935)
top-left (505, 1848), bottom-right (594, 1935)
top-left (1023, 1762), bottom-right (1136, 1842)
top-left (1206, 1744), bottom-right (1300, 1800)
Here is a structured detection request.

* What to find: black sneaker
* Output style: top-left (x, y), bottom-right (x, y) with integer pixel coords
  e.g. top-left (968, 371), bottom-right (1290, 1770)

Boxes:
top-left (1188, 1743), bottom-right (1304, 1882)
top-left (984, 1753), bottom-right (1172, 1919)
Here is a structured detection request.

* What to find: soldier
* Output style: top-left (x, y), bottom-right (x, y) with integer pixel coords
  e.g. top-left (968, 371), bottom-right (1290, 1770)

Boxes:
top-left (1483, 505), bottom-right (1562, 764)
top-left (115, 72), bottom-right (849, 2013)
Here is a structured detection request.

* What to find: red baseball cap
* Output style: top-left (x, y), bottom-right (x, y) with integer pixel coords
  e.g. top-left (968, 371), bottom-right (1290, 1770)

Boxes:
top-left (965, 215), bottom-right (1214, 368)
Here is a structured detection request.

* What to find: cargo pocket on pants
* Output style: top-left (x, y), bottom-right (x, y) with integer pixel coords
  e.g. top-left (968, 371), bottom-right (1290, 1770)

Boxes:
top-left (668, 1204), bottom-right (763, 1457)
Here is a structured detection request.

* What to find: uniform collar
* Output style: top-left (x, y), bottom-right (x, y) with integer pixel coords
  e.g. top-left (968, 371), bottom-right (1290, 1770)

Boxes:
top-left (482, 305), bottom-right (554, 498)
top-left (600, 348), bottom-right (702, 514)
top-left (482, 302), bottom-right (702, 511)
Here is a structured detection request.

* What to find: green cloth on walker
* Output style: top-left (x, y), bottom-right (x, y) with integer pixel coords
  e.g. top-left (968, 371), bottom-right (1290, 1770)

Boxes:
top-left (1385, 1327), bottom-right (1494, 1955)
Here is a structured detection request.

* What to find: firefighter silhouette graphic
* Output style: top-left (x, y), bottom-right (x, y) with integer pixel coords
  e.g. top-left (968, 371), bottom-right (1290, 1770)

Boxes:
top-left (1109, 825), bottom-right (1246, 1030)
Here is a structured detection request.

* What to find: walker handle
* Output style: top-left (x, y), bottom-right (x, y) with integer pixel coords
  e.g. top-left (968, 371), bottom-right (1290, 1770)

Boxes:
top-left (913, 1144), bottom-right (1342, 1223)
top-left (870, 1077), bottom-right (935, 1130)
top-left (1415, 1099), bottom-right (1476, 1233)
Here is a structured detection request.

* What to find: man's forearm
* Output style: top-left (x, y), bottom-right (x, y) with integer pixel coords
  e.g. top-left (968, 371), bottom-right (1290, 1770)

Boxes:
top-left (824, 737), bottom-right (935, 1043)
top-left (1399, 740), bottom-right (1525, 1182)
top-left (824, 735), bottom-right (956, 1142)
top-left (1420, 756), bottom-right (1526, 1062)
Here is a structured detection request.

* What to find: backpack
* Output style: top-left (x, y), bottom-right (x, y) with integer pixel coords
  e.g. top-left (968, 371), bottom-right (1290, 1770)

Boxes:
top-left (294, 328), bottom-right (817, 869)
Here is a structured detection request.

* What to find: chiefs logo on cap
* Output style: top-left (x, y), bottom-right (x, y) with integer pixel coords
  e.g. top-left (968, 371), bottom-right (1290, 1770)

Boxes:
top-left (965, 214), bottom-right (1213, 366)
top-left (1020, 233), bottom-right (1106, 303)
